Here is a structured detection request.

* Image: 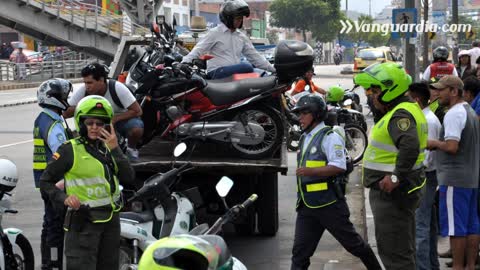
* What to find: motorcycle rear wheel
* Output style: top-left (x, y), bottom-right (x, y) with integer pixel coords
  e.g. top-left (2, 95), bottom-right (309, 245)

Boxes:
top-left (344, 124), bottom-right (368, 164)
top-left (231, 106), bottom-right (284, 159)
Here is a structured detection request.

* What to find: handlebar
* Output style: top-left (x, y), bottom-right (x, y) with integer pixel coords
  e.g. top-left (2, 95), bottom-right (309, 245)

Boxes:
top-left (239, 194), bottom-right (258, 210)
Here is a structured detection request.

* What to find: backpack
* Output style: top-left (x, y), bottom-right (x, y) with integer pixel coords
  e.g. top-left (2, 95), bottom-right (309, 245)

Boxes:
top-left (108, 79), bottom-right (135, 109)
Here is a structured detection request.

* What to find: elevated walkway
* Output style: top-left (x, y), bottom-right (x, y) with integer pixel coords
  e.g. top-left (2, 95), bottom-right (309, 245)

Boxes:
top-left (0, 0), bottom-right (150, 60)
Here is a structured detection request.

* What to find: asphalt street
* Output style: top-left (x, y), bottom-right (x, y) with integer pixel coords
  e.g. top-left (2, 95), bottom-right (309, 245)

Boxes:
top-left (0, 64), bottom-right (416, 270)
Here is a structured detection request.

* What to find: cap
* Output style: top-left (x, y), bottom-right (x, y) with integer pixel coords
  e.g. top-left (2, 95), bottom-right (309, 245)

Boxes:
top-left (430, 75), bottom-right (464, 90)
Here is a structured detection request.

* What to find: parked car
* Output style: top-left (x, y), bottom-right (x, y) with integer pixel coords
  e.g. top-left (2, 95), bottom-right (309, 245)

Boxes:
top-left (353, 46), bottom-right (397, 72)
top-left (9, 49), bottom-right (43, 63)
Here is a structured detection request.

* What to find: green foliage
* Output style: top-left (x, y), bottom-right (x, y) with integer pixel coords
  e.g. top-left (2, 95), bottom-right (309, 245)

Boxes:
top-left (266, 30), bottom-right (279, 45)
top-left (269, 0), bottom-right (342, 42)
top-left (341, 15), bottom-right (390, 47)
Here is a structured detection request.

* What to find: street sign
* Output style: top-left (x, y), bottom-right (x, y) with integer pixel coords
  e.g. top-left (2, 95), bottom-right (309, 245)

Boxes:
top-left (467, 29), bottom-right (476, 40)
top-left (428, 31), bottom-right (436, 40)
top-left (392, 8), bottom-right (418, 39)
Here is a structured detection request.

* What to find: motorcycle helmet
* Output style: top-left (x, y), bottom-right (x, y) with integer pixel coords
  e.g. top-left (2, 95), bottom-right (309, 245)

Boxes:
top-left (74, 95), bottom-right (113, 137)
top-left (326, 85), bottom-right (345, 103)
top-left (0, 158), bottom-right (18, 192)
top-left (291, 94), bottom-right (327, 122)
top-left (219, 0), bottom-right (250, 29)
top-left (138, 235), bottom-right (219, 270)
top-left (353, 62), bottom-right (411, 103)
top-left (37, 78), bottom-right (72, 111)
top-left (433, 46), bottom-right (449, 62)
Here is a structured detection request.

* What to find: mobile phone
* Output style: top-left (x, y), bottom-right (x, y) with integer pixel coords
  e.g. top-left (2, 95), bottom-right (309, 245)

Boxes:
top-left (104, 124), bottom-right (111, 133)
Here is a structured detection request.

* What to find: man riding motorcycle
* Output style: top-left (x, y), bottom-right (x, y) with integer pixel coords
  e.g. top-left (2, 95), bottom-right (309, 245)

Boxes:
top-left (181, 0), bottom-right (275, 79)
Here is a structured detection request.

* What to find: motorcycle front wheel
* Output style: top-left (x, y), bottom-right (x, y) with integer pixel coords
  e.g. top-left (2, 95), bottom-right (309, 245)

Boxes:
top-left (344, 124), bottom-right (368, 164)
top-left (119, 246), bottom-right (138, 270)
top-left (231, 106), bottom-right (284, 159)
top-left (12, 233), bottom-right (34, 270)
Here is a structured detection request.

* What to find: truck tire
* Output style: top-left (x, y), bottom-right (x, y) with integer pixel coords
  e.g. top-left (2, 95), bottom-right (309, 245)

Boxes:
top-left (257, 172), bottom-right (279, 236)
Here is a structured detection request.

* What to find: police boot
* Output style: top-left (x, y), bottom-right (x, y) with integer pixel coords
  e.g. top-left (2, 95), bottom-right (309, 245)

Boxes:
top-left (40, 236), bottom-right (51, 270)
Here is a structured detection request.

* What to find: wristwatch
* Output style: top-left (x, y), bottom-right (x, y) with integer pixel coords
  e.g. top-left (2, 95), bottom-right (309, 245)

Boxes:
top-left (391, 175), bottom-right (398, 183)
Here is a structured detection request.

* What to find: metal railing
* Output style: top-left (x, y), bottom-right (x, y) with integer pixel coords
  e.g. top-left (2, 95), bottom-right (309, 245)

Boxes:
top-left (20, 0), bottom-right (149, 38)
top-left (0, 60), bottom-right (90, 81)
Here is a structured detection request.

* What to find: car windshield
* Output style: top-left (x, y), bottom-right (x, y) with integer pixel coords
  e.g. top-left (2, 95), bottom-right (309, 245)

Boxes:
top-left (358, 50), bottom-right (385, 59)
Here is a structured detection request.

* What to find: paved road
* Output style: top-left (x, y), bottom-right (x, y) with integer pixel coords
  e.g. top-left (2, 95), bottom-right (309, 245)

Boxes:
top-left (0, 65), bottom-right (383, 270)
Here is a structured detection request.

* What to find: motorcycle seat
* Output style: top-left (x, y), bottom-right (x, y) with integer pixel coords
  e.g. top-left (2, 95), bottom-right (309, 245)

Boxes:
top-left (202, 76), bottom-right (277, 106)
top-left (120, 211), bottom-right (154, 223)
top-left (197, 235), bottom-right (232, 267)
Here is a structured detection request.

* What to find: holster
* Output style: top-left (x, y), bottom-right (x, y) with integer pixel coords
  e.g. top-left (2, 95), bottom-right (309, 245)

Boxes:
top-left (331, 177), bottom-right (346, 200)
top-left (63, 208), bottom-right (89, 232)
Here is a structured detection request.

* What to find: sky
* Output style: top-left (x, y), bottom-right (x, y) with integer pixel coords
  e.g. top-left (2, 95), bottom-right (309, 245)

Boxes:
top-left (340, 0), bottom-right (392, 16)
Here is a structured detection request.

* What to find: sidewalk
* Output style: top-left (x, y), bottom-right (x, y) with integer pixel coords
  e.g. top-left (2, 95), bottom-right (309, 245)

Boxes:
top-left (0, 78), bottom-right (83, 91)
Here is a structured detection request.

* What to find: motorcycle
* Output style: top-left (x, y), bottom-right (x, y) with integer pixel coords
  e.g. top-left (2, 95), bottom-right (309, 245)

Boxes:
top-left (137, 176), bottom-right (257, 270)
top-left (0, 191), bottom-right (35, 270)
top-left (118, 143), bottom-right (201, 270)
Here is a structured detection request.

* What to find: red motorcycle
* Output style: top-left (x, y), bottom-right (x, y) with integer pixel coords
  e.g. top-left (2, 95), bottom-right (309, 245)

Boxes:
top-left (131, 40), bottom-right (314, 159)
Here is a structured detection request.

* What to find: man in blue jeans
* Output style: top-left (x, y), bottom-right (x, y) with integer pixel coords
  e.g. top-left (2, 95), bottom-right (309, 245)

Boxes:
top-left (181, 0), bottom-right (275, 79)
top-left (407, 83), bottom-right (442, 270)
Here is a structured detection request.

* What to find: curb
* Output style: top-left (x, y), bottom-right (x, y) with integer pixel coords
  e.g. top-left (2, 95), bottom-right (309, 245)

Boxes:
top-left (0, 100), bottom-right (37, 108)
top-left (0, 78), bottom-right (84, 91)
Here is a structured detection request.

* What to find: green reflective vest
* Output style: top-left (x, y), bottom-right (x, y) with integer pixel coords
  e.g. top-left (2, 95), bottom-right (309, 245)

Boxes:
top-left (64, 139), bottom-right (121, 223)
top-left (363, 102), bottom-right (428, 175)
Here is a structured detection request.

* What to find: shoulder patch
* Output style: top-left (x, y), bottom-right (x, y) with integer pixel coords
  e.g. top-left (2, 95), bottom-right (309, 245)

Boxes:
top-left (397, 118), bottom-right (411, 131)
top-left (52, 152), bottom-right (60, 160)
top-left (56, 133), bottom-right (65, 143)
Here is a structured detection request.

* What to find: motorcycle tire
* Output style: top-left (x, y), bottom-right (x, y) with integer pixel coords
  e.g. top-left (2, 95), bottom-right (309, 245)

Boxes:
top-left (119, 246), bottom-right (137, 270)
top-left (231, 106), bottom-right (284, 159)
top-left (344, 124), bottom-right (368, 164)
top-left (12, 233), bottom-right (34, 270)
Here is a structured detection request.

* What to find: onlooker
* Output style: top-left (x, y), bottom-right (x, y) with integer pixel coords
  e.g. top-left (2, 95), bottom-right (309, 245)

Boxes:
top-left (64, 62), bottom-right (144, 161)
top-left (456, 50), bottom-right (474, 79)
top-left (0, 43), bottom-right (8, 59)
top-left (469, 40), bottom-right (480, 69)
top-left (428, 75), bottom-right (480, 270)
top-left (423, 46), bottom-right (458, 82)
top-left (407, 83), bottom-right (442, 270)
top-left (15, 47), bottom-right (27, 80)
top-left (464, 76), bottom-right (480, 117)
top-left (291, 67), bottom-right (326, 96)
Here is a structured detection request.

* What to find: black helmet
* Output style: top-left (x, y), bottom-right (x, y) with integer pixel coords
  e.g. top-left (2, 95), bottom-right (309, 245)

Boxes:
top-left (433, 46), bottom-right (449, 61)
top-left (219, 0), bottom-right (250, 29)
top-left (292, 94), bottom-right (327, 121)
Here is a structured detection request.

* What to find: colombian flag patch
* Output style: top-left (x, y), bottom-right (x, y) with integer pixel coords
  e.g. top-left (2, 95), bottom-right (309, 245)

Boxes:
top-left (52, 152), bottom-right (60, 160)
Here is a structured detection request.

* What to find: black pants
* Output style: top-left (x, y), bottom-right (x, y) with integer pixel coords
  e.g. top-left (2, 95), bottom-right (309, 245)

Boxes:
top-left (64, 213), bottom-right (120, 270)
top-left (291, 200), bottom-right (381, 270)
top-left (40, 190), bottom-right (65, 270)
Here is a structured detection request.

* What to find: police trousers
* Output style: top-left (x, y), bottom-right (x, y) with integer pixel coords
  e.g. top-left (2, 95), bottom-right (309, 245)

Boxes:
top-left (291, 200), bottom-right (381, 270)
top-left (40, 190), bottom-right (65, 270)
top-left (64, 213), bottom-right (119, 270)
top-left (369, 188), bottom-right (422, 270)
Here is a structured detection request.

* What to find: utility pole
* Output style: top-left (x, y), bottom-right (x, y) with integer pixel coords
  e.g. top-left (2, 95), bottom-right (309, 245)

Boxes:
top-left (369, 0), bottom-right (372, 17)
top-left (422, 0), bottom-right (429, 71)
top-left (346, 0), bottom-right (348, 14)
top-left (405, 0), bottom-right (416, 80)
top-left (452, 0), bottom-right (459, 65)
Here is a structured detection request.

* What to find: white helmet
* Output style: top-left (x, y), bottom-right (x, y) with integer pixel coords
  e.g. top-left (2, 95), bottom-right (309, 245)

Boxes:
top-left (0, 158), bottom-right (18, 192)
top-left (37, 78), bottom-right (72, 111)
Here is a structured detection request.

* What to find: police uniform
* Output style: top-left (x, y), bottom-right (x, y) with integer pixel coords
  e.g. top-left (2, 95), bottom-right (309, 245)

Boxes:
top-left (292, 122), bottom-right (380, 270)
top-left (363, 96), bottom-right (428, 270)
top-left (33, 108), bottom-right (71, 270)
top-left (40, 137), bottom-right (135, 270)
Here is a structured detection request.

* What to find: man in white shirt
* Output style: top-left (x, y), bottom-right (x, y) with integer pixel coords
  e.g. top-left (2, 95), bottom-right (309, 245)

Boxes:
top-left (407, 83), bottom-right (442, 270)
top-left (64, 62), bottom-right (144, 161)
top-left (469, 40), bottom-right (480, 69)
top-left (181, 0), bottom-right (275, 79)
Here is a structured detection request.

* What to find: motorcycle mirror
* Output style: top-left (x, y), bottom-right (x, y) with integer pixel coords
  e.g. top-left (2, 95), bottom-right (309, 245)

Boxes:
top-left (174, 143), bottom-right (187, 157)
top-left (343, 99), bottom-right (353, 106)
top-left (216, 176), bottom-right (234, 198)
top-left (119, 185), bottom-right (124, 192)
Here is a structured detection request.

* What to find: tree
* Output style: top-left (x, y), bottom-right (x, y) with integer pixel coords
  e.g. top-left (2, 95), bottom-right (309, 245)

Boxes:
top-left (269, 0), bottom-right (342, 42)
top-left (342, 15), bottom-right (390, 47)
top-left (266, 30), bottom-right (279, 45)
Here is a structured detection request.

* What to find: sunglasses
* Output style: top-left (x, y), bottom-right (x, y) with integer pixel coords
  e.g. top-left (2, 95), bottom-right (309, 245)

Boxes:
top-left (84, 119), bottom-right (105, 127)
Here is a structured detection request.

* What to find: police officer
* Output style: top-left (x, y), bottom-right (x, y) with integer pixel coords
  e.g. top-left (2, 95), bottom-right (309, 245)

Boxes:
top-left (40, 95), bottom-right (135, 270)
top-left (354, 62), bottom-right (428, 270)
top-left (33, 78), bottom-right (73, 270)
top-left (290, 94), bottom-right (381, 270)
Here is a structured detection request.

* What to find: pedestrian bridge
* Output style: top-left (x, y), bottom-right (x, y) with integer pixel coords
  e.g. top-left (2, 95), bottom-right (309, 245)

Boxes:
top-left (0, 0), bottom-right (157, 61)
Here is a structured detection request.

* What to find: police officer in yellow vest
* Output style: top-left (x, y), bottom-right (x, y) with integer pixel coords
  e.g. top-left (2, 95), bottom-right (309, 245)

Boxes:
top-left (290, 94), bottom-right (381, 270)
top-left (354, 62), bottom-right (428, 270)
top-left (40, 95), bottom-right (135, 270)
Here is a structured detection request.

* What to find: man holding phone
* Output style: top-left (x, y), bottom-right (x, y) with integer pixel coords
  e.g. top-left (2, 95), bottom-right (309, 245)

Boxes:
top-left (64, 62), bottom-right (143, 161)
